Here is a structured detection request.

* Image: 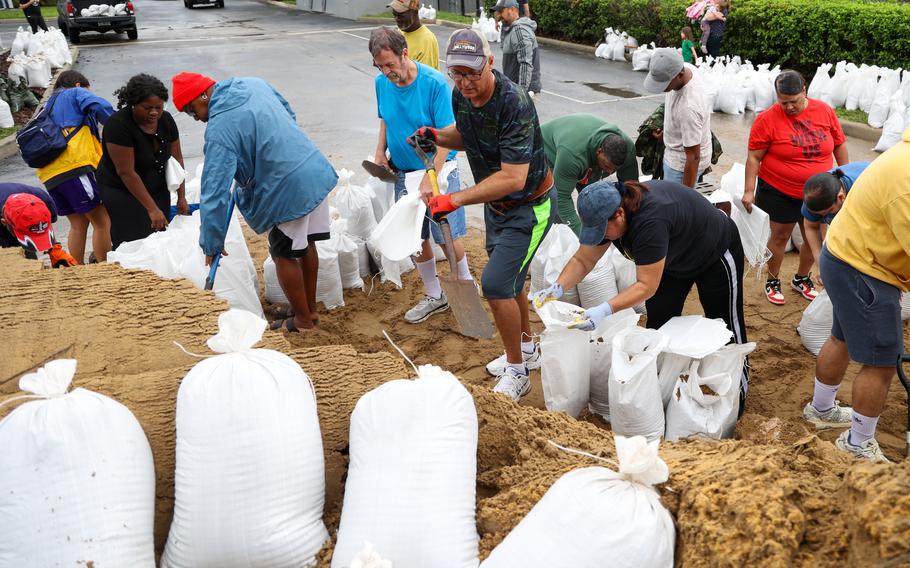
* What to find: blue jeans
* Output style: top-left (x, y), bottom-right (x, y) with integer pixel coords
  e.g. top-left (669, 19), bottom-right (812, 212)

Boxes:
top-left (662, 163), bottom-right (704, 187)
top-left (393, 162), bottom-right (467, 245)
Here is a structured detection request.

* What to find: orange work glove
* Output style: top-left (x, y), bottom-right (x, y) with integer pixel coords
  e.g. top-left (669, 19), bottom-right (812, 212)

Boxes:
top-left (48, 243), bottom-right (77, 268)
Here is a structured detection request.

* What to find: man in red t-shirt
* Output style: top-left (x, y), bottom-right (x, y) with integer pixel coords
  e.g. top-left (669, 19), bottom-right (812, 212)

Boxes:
top-left (742, 70), bottom-right (848, 305)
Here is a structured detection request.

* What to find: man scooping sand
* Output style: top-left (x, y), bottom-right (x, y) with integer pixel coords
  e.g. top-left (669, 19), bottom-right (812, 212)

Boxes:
top-left (171, 72), bottom-right (338, 332)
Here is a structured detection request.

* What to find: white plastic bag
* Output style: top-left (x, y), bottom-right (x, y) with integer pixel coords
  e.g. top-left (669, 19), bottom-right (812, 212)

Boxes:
top-left (10, 27), bottom-right (28, 58)
top-left (609, 246), bottom-right (646, 314)
top-left (610, 34), bottom-right (626, 62)
top-left (658, 315), bottom-right (733, 359)
top-left (367, 241), bottom-right (414, 288)
top-left (577, 253), bottom-right (619, 309)
top-left (666, 360), bottom-right (735, 441)
top-left (365, 174), bottom-right (395, 224)
top-left (161, 310), bottom-right (328, 568)
top-left (480, 435), bottom-right (674, 568)
top-left (798, 290), bottom-right (833, 356)
top-left (656, 352), bottom-right (693, 409)
top-left (537, 301), bottom-right (592, 417)
top-left (332, 365), bottom-right (479, 568)
top-left (7, 55), bottom-right (27, 84)
top-left (0, 360), bottom-right (156, 567)
top-left (316, 240), bottom-right (344, 309)
top-left (594, 43), bottom-right (609, 59)
top-left (631, 44), bottom-right (653, 72)
top-left (807, 63), bottom-right (831, 100)
top-left (25, 56), bottom-right (52, 88)
top-left (331, 218), bottom-right (365, 290)
top-left (0, 99), bottom-right (13, 129)
top-left (868, 68), bottom-right (900, 128)
top-left (609, 327), bottom-right (669, 441)
top-left (332, 168), bottom-right (377, 240)
top-left (588, 310), bottom-right (641, 420)
top-left (369, 190), bottom-right (425, 262)
top-left (723, 163), bottom-right (771, 270)
top-left (165, 156), bottom-right (186, 192)
top-left (874, 96), bottom-right (906, 152)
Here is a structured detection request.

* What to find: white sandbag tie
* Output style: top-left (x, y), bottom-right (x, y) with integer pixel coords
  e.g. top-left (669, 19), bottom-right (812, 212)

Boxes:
top-left (614, 434), bottom-right (669, 486)
top-left (0, 359), bottom-right (77, 410)
top-left (206, 309), bottom-right (267, 353)
top-left (351, 542), bottom-right (393, 568)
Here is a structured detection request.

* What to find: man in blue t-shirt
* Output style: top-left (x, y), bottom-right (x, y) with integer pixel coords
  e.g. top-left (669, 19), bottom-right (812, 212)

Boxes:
top-left (802, 161), bottom-right (871, 280)
top-left (369, 26), bottom-right (474, 325)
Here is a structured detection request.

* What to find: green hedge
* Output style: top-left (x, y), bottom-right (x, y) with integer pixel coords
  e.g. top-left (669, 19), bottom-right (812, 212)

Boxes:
top-left (516, 0), bottom-right (910, 72)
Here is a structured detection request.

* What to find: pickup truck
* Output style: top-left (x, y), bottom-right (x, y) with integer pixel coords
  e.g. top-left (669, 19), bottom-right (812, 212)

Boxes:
top-left (56, 0), bottom-right (138, 43)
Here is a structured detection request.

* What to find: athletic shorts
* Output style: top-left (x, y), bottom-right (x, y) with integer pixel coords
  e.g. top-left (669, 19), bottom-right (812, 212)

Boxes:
top-left (393, 162), bottom-right (466, 245)
top-left (48, 172), bottom-right (101, 216)
top-left (481, 188), bottom-right (555, 300)
top-left (268, 197), bottom-right (331, 260)
top-left (754, 178), bottom-right (803, 224)
top-left (821, 245), bottom-right (903, 367)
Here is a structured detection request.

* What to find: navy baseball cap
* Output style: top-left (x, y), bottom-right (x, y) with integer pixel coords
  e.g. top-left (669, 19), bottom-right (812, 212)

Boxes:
top-left (577, 180), bottom-right (623, 246)
top-left (492, 0), bottom-right (518, 11)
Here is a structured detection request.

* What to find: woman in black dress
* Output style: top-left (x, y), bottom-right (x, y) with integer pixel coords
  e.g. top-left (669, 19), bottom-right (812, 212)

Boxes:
top-left (96, 74), bottom-right (188, 249)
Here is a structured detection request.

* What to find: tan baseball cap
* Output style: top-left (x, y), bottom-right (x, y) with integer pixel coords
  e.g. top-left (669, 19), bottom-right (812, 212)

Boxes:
top-left (445, 28), bottom-right (492, 71)
top-left (387, 0), bottom-right (418, 12)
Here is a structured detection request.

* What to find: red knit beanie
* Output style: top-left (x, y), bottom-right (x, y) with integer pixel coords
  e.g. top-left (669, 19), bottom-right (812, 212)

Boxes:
top-left (171, 72), bottom-right (216, 112)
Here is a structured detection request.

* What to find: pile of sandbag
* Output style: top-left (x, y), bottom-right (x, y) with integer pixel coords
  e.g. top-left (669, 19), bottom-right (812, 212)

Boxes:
top-left (162, 310), bottom-right (328, 568)
top-left (0, 359), bottom-right (156, 566)
top-left (107, 210), bottom-right (263, 317)
top-left (595, 27), bottom-right (634, 62)
top-left (481, 435), bottom-right (675, 567)
top-left (695, 56), bottom-right (780, 115)
top-left (631, 42), bottom-right (656, 72)
top-left (8, 28), bottom-right (71, 88)
top-left (471, 9), bottom-right (500, 43)
top-left (417, 3), bottom-right (436, 20)
top-left (332, 364), bottom-right (479, 567)
top-left (80, 2), bottom-right (129, 16)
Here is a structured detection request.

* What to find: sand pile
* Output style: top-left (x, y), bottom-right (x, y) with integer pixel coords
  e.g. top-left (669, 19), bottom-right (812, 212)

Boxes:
top-left (1, 234), bottom-right (909, 566)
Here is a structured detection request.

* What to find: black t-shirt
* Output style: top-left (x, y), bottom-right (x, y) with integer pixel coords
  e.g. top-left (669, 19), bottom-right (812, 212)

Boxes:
top-left (96, 107), bottom-right (179, 196)
top-left (609, 180), bottom-right (733, 278)
top-left (21, 3), bottom-right (41, 16)
top-left (453, 69), bottom-right (549, 201)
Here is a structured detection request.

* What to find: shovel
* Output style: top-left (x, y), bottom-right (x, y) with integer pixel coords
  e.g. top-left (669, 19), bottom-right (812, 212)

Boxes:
top-left (205, 189), bottom-right (236, 291)
top-left (408, 140), bottom-right (494, 339)
top-left (897, 353), bottom-right (910, 457)
top-left (361, 159), bottom-right (398, 183)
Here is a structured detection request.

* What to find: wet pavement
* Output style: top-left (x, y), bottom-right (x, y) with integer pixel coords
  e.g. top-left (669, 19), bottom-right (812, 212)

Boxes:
top-left (0, 1), bottom-right (881, 256)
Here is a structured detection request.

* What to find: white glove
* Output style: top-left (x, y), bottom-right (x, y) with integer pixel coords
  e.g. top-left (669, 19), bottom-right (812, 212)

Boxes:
top-left (531, 283), bottom-right (563, 309)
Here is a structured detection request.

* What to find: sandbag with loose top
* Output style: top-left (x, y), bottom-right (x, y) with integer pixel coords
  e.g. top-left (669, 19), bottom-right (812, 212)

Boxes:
top-left (609, 246), bottom-right (646, 314)
top-left (161, 310), bottom-right (328, 568)
top-left (588, 310), bottom-right (641, 421)
top-left (365, 174), bottom-right (395, 224)
top-left (332, 365), bottom-right (479, 568)
top-left (609, 327), bottom-right (669, 441)
top-left (331, 218), bottom-right (365, 290)
top-left (577, 253), bottom-right (619, 309)
top-left (537, 301), bottom-right (592, 417)
top-left (480, 435), bottom-right (674, 568)
top-left (332, 168), bottom-right (377, 240)
top-left (723, 163), bottom-right (771, 269)
top-left (369, 190), bottom-right (425, 262)
top-left (0, 359), bottom-right (155, 567)
top-left (10, 27), bottom-right (28, 57)
top-left (798, 290), bottom-right (833, 356)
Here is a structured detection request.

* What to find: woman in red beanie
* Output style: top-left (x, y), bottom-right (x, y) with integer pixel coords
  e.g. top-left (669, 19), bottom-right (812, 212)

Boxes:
top-left (96, 74), bottom-right (189, 249)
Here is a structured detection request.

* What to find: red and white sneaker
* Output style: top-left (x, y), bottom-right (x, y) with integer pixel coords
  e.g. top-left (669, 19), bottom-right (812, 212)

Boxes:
top-left (791, 274), bottom-right (819, 301)
top-left (765, 278), bottom-right (785, 305)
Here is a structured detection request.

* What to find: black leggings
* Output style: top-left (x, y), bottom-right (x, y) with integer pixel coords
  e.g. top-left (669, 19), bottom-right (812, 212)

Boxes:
top-left (26, 14), bottom-right (48, 33)
top-left (98, 184), bottom-right (170, 250)
top-left (706, 34), bottom-right (723, 58)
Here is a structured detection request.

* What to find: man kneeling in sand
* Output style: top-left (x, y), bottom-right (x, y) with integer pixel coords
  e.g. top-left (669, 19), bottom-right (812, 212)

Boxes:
top-left (172, 72), bottom-right (338, 332)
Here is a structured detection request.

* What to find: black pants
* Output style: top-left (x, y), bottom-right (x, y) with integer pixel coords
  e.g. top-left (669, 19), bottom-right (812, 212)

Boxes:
top-left (98, 184), bottom-right (170, 250)
top-left (706, 34), bottom-right (723, 58)
top-left (26, 14), bottom-right (48, 33)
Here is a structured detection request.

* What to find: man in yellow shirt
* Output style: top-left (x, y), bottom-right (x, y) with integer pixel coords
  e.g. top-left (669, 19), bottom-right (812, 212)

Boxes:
top-left (388, 0), bottom-right (439, 70)
top-left (801, 127), bottom-right (910, 463)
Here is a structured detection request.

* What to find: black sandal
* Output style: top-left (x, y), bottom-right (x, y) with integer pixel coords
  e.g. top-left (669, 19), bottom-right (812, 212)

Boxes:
top-left (269, 317), bottom-right (300, 333)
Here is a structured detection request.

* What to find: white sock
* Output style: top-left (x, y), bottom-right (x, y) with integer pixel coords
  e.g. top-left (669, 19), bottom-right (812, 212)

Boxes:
top-left (416, 258), bottom-right (442, 299)
top-left (456, 255), bottom-right (473, 280)
top-left (507, 362), bottom-right (528, 375)
top-left (849, 411), bottom-right (879, 445)
top-left (521, 340), bottom-right (535, 354)
top-left (811, 378), bottom-right (839, 412)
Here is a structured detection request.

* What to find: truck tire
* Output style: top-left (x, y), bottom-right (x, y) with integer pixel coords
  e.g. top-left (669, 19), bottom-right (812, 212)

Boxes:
top-left (57, 17), bottom-right (66, 32)
top-left (127, 28), bottom-right (138, 40)
top-left (68, 28), bottom-right (80, 44)
top-left (216, 1), bottom-right (224, 6)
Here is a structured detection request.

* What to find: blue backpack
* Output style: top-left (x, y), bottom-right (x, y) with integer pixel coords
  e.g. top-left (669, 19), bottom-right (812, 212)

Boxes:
top-left (16, 93), bottom-right (83, 169)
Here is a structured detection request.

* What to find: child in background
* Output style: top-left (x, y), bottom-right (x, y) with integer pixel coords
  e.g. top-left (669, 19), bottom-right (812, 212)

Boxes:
top-left (699, 0), bottom-right (716, 54)
top-left (681, 26), bottom-right (698, 64)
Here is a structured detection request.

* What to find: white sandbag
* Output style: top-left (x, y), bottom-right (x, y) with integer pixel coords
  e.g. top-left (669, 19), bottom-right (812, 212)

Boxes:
top-left (537, 300), bottom-right (592, 417)
top-left (25, 30), bottom-right (44, 57)
top-left (859, 66), bottom-right (880, 113)
top-left (0, 359), bottom-right (155, 567)
top-left (7, 56), bottom-right (27, 84)
top-left (0, 99), bottom-right (13, 129)
top-left (797, 289), bottom-right (832, 356)
top-left (316, 240), bottom-right (344, 309)
top-left (845, 65), bottom-right (871, 111)
top-left (701, 341), bottom-right (754, 406)
top-left (665, 356), bottom-right (737, 441)
top-left (161, 310), bottom-right (328, 568)
top-left (658, 315), bottom-right (733, 359)
top-left (263, 255), bottom-right (287, 305)
top-left (365, 175), bottom-right (395, 224)
top-left (165, 156), bottom-right (186, 192)
top-left (530, 224), bottom-right (580, 304)
top-left (820, 61), bottom-right (851, 108)
top-left (25, 56), bottom-right (52, 89)
top-left (752, 69), bottom-right (778, 113)
top-left (902, 292), bottom-right (910, 321)
top-left (716, 72), bottom-right (749, 114)
top-left (10, 27), bottom-right (28, 58)
top-left (577, 253), bottom-right (619, 309)
top-left (723, 163), bottom-right (771, 270)
top-left (790, 224), bottom-right (804, 250)
top-left (631, 44), bottom-right (653, 72)
top-left (332, 365), bottom-right (479, 568)
top-left (656, 352), bottom-right (693, 409)
top-left (480, 436), bottom-right (674, 568)
top-left (332, 168), bottom-right (377, 241)
top-left (807, 63), bottom-right (831, 100)
top-left (356, 239), bottom-right (373, 277)
top-left (608, 245), bottom-right (646, 314)
top-left (588, 310), bottom-right (641, 420)
top-left (610, 35), bottom-right (626, 62)
top-left (108, 211), bottom-right (263, 317)
top-left (609, 327), bottom-right (669, 441)
top-left (874, 96), bottom-right (906, 152)
top-left (369, 190), bottom-right (425, 262)
top-left (331, 218), bottom-right (365, 290)
top-left (52, 28), bottom-right (72, 65)
top-left (594, 43), bottom-right (609, 59)
top-left (868, 68), bottom-right (901, 128)
top-left (367, 241), bottom-right (414, 288)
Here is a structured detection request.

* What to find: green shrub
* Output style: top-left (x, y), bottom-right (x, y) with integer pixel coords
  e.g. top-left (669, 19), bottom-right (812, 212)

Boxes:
top-left (525, 0), bottom-right (910, 71)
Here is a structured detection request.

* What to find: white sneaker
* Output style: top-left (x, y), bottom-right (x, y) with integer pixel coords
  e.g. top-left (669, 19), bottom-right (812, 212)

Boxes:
top-left (835, 430), bottom-right (891, 463)
top-left (492, 366), bottom-right (531, 401)
top-left (404, 293), bottom-right (449, 323)
top-left (486, 344), bottom-right (541, 376)
top-left (802, 401), bottom-right (852, 430)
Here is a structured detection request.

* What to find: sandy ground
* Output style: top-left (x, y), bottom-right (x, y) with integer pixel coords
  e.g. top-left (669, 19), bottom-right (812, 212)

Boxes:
top-left (1, 226), bottom-right (909, 566)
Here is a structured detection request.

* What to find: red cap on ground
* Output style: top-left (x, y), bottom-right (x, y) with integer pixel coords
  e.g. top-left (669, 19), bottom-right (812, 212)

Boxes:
top-left (171, 72), bottom-right (216, 112)
top-left (3, 193), bottom-right (53, 252)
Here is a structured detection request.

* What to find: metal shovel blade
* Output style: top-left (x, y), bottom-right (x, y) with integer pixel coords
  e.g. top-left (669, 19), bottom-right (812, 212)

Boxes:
top-left (361, 160), bottom-right (398, 182)
top-left (438, 221), bottom-right (494, 339)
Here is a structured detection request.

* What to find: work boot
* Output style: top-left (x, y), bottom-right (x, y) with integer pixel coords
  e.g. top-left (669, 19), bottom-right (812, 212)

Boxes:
top-left (835, 430), bottom-right (890, 463)
top-left (492, 365), bottom-right (531, 402)
top-left (802, 401), bottom-right (852, 430)
top-left (792, 274), bottom-right (819, 300)
top-left (486, 343), bottom-right (541, 376)
top-left (404, 292), bottom-right (448, 323)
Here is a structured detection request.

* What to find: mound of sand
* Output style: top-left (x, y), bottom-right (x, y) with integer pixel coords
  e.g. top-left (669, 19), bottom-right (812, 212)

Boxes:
top-left (2, 233), bottom-right (909, 566)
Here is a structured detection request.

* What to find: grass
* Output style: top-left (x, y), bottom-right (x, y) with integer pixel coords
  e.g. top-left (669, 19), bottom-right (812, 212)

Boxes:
top-left (281, 0), bottom-right (295, 4)
top-left (362, 9), bottom-right (474, 24)
top-left (0, 126), bottom-right (17, 139)
top-left (835, 107), bottom-right (869, 125)
top-left (0, 6), bottom-right (56, 18)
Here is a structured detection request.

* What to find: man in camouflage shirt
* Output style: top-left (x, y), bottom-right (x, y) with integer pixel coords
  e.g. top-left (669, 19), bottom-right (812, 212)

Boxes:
top-left (411, 28), bottom-right (555, 402)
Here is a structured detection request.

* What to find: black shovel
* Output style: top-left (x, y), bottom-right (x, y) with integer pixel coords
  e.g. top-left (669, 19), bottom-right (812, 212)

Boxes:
top-left (897, 353), bottom-right (910, 458)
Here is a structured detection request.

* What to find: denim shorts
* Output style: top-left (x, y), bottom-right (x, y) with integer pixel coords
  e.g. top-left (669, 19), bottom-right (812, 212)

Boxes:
top-left (394, 162), bottom-right (466, 246)
top-left (821, 245), bottom-right (903, 367)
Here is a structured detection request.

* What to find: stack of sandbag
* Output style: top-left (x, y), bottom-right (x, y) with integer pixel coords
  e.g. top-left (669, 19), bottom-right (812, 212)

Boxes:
top-left (108, 210), bottom-right (263, 317)
top-left (480, 435), bottom-right (675, 568)
top-left (608, 327), bottom-right (669, 441)
top-left (0, 359), bottom-right (156, 566)
top-left (656, 315), bottom-right (734, 407)
top-left (331, 218), bottom-right (365, 290)
top-left (162, 310), bottom-right (328, 568)
top-left (594, 27), bottom-right (628, 62)
top-left (797, 290), bottom-right (833, 356)
top-left (262, 243), bottom-right (352, 311)
top-left (332, 168), bottom-right (377, 242)
top-left (332, 365), bottom-right (479, 568)
top-left (588, 309), bottom-right (641, 421)
top-left (471, 9), bottom-right (500, 43)
top-left (631, 42), bottom-right (655, 72)
top-left (80, 3), bottom-right (129, 16)
top-left (529, 223), bottom-right (581, 305)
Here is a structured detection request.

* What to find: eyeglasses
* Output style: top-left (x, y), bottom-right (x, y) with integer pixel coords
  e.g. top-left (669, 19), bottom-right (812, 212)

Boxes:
top-left (183, 93), bottom-right (207, 119)
top-left (447, 66), bottom-right (484, 82)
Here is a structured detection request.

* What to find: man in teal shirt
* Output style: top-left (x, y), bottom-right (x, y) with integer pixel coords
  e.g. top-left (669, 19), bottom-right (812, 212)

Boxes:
top-left (541, 113), bottom-right (638, 235)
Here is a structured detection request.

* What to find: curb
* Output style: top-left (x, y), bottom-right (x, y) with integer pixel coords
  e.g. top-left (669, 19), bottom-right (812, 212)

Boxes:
top-left (264, 0), bottom-right (295, 10)
top-left (0, 45), bottom-right (80, 162)
top-left (840, 120), bottom-right (880, 143)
